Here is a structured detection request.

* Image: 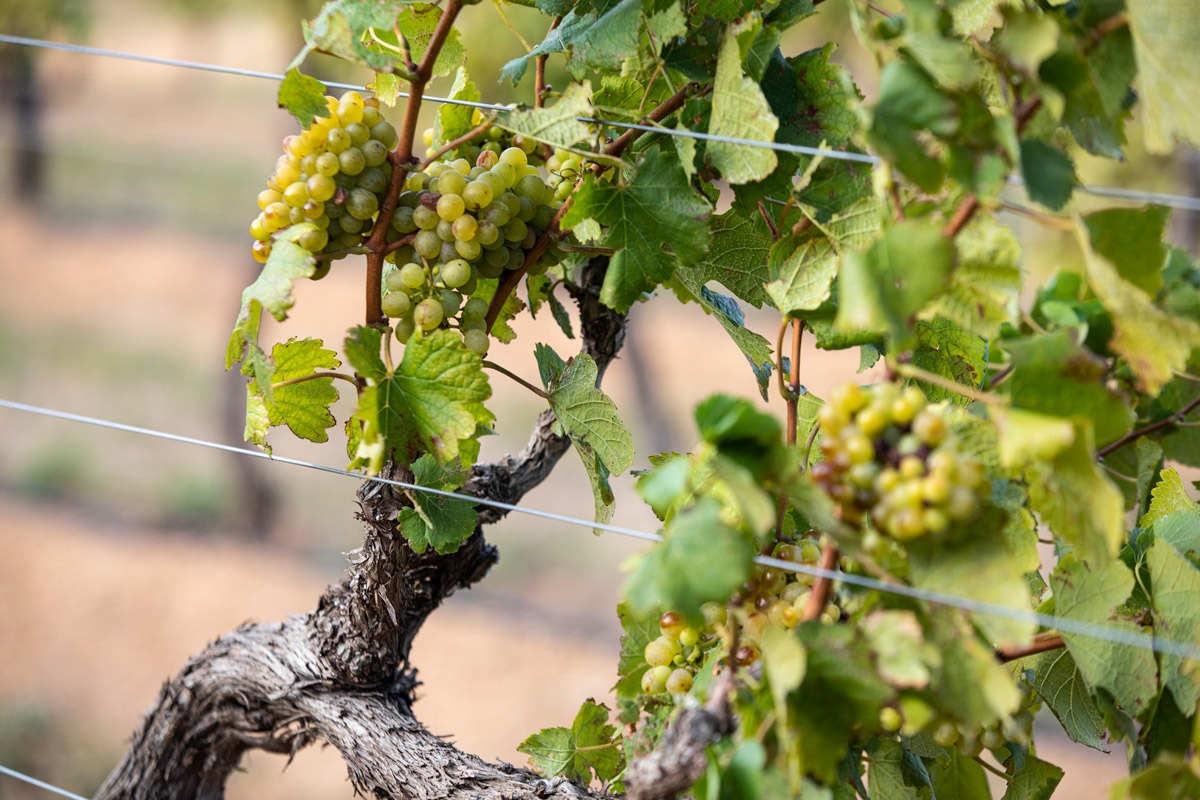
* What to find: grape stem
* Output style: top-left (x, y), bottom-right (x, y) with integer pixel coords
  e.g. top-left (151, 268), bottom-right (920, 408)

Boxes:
top-left (890, 361), bottom-right (1003, 407)
top-left (801, 542), bottom-right (839, 622)
top-left (482, 360), bottom-right (549, 399)
top-left (364, 0), bottom-right (465, 326)
top-left (603, 83), bottom-right (701, 163)
top-left (271, 371), bottom-right (361, 391)
top-left (994, 634), bottom-right (1065, 663)
top-left (381, 232), bottom-right (417, 257)
top-left (314, 246), bottom-right (367, 262)
top-left (417, 120), bottom-right (493, 172)
top-left (973, 757), bottom-right (1009, 780)
top-left (1097, 392), bottom-right (1200, 459)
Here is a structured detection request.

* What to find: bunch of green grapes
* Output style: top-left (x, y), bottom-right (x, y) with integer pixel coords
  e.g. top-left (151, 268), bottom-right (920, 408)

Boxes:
top-left (811, 383), bottom-right (989, 541)
top-left (249, 91), bottom-right (399, 264)
top-left (641, 531), bottom-right (841, 697)
top-left (421, 118), bottom-right (543, 169)
top-left (381, 145), bottom-right (565, 356)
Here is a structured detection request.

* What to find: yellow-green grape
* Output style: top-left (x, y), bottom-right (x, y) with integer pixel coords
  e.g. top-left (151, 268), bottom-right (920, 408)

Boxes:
top-left (933, 721), bottom-right (959, 748)
top-left (645, 636), bottom-right (681, 668)
top-left (879, 707), bottom-right (903, 733)
top-left (462, 329), bottom-right (490, 356)
top-left (251, 240), bottom-right (271, 263)
top-left (413, 298), bottom-right (444, 331)
top-left (382, 291), bottom-right (412, 318)
top-left (665, 668), bottom-right (693, 695)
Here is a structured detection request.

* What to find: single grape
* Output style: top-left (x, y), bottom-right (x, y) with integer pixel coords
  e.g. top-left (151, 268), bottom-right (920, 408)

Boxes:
top-left (462, 328), bottom-right (490, 356)
top-left (339, 147), bottom-right (366, 176)
top-left (382, 291), bottom-right (412, 318)
top-left (440, 259), bottom-right (472, 289)
top-left (437, 193), bottom-right (466, 221)
top-left (644, 637), bottom-right (681, 668)
top-left (371, 121), bottom-right (399, 150)
top-left (499, 146), bottom-right (528, 169)
top-left (437, 219), bottom-right (457, 243)
top-left (665, 669), bottom-right (693, 695)
top-left (327, 127), bottom-right (352, 154)
top-left (399, 262), bottom-right (427, 290)
top-left (413, 297), bottom-right (444, 331)
top-left (346, 187), bottom-right (379, 220)
top-left (463, 180), bottom-right (494, 210)
top-left (251, 239), bottom-right (271, 263)
top-left (257, 189), bottom-right (282, 210)
top-left (357, 165), bottom-right (390, 194)
top-left (454, 238), bottom-right (482, 261)
top-left (394, 317), bottom-right (416, 344)
top-left (307, 174), bottom-right (336, 203)
top-left (414, 230), bottom-right (442, 259)
top-left (438, 170), bottom-right (467, 196)
top-left (462, 297), bottom-right (489, 319)
top-left (297, 227), bottom-right (329, 252)
top-left (392, 207), bottom-right (417, 233)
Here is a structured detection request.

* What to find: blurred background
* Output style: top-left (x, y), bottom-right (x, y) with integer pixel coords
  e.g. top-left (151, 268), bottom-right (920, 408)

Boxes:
top-left (0, 0), bottom-right (1193, 797)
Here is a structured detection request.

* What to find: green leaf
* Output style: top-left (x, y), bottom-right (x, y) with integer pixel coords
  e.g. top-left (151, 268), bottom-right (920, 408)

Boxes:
top-left (862, 611), bottom-right (940, 689)
top-left (561, 145), bottom-right (712, 312)
top-left (762, 626), bottom-right (807, 710)
top-left (672, 277), bottom-right (775, 391)
top-left (344, 325), bottom-right (385, 381)
top-left (1026, 648), bottom-right (1107, 751)
top-left (835, 221), bottom-right (955, 349)
top-left (1127, 0), bottom-right (1200, 152)
top-left (1084, 206), bottom-right (1170, 297)
top-left (227, 224), bottom-right (318, 374)
top-left (925, 215), bottom-right (1022, 340)
top-left (1108, 754), bottom-right (1200, 800)
top-left (990, 407), bottom-right (1077, 469)
top-left (353, 329), bottom-right (492, 471)
top-left (1147, 540), bottom-right (1200, 712)
top-left (624, 498), bottom-right (755, 624)
top-left (433, 67), bottom-right (480, 147)
top-left (500, 10), bottom-right (598, 85)
top-left (1019, 139), bottom-right (1076, 211)
top-left (593, 75), bottom-right (645, 118)
top-left (927, 609), bottom-right (1021, 729)
top-left (495, 82), bottom-right (593, 152)
top-left (277, 68), bottom-right (328, 127)
top-left (997, 9), bottom-right (1061, 74)
top-left (688, 209), bottom-right (773, 309)
top-left (1029, 423), bottom-right (1123, 562)
top-left (517, 700), bottom-right (622, 784)
top-left (866, 739), bottom-right (922, 800)
top-left (567, 0), bottom-right (643, 77)
top-left (394, 454), bottom-right (476, 555)
top-left (868, 60), bottom-right (953, 192)
top-left (909, 319), bottom-right (986, 404)
top-left (541, 350), bottom-right (634, 525)
top-left (1052, 554), bottom-right (1158, 715)
top-left (266, 339), bottom-right (341, 443)
top-left (1142, 468), bottom-right (1198, 528)
top-left (615, 602), bottom-right (659, 708)
top-left (298, 1), bottom-right (422, 71)
top-left (1001, 751), bottom-right (1064, 800)
top-left (910, 527), bottom-right (1036, 646)
top-left (1076, 207), bottom-right (1200, 396)
top-left (707, 16), bottom-right (779, 184)
top-left (766, 198), bottom-right (882, 316)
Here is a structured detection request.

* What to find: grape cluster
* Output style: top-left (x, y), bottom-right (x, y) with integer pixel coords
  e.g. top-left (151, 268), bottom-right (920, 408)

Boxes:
top-left (640, 531), bottom-right (841, 697)
top-left (811, 383), bottom-right (989, 541)
top-left (381, 145), bottom-right (565, 355)
top-left (250, 91), bottom-right (398, 264)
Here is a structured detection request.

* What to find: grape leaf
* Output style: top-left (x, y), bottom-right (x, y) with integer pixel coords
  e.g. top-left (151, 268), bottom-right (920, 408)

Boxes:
top-left (865, 739), bottom-right (921, 800)
top-left (671, 274), bottom-right (774, 393)
top-left (927, 609), bottom-right (1021, 730)
top-left (624, 498), bottom-right (755, 624)
top-left (518, 699), bottom-right (622, 784)
top-left (540, 349), bottom-right (634, 526)
top-left (433, 67), bottom-right (481, 147)
top-left (395, 454), bottom-right (476, 555)
top-left (1076, 218), bottom-right (1200, 396)
top-left (593, 75), bottom-right (645, 118)
top-left (561, 146), bottom-right (712, 312)
top-left (1019, 139), bottom-right (1076, 211)
top-left (1146, 540), bottom-right (1200, 712)
top-left (297, 1), bottom-right (463, 78)
top-left (614, 602), bottom-right (659, 713)
top-left (909, 319), bottom-right (986, 405)
top-left (278, 68), bottom-right (328, 127)
top-left (265, 338), bottom-right (341, 444)
top-left (868, 60), bottom-right (954, 192)
top-left (687, 209), bottom-right (773, 309)
top-left (1052, 554), bottom-right (1158, 715)
top-left (766, 198), bottom-right (882, 316)
top-left (344, 325), bottom-right (385, 382)
top-left (566, 0), bottom-right (643, 78)
top-left (1127, 0), bottom-right (1200, 152)
top-left (997, 8), bottom-right (1061, 73)
top-left (862, 611), bottom-right (939, 690)
top-left (1142, 468), bottom-right (1197, 528)
top-left (1028, 421), bottom-right (1124, 565)
top-left (706, 16), bottom-right (779, 184)
top-left (1026, 648), bottom-right (1107, 751)
top-left (925, 215), bottom-right (1022, 340)
top-left (352, 329), bottom-right (493, 471)
top-left (1001, 750), bottom-right (1064, 800)
top-left (495, 82), bottom-right (593, 152)
top-left (500, 10), bottom-right (598, 85)
top-left (835, 221), bottom-right (954, 349)
top-left (1084, 206), bottom-right (1170, 297)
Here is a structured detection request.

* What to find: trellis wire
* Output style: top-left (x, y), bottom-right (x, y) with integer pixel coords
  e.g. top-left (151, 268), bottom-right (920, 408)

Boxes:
top-left (0, 764), bottom-right (89, 800)
top-left (3, 396), bottom-right (1199, 661)
top-left (1, 33), bottom-right (1199, 213)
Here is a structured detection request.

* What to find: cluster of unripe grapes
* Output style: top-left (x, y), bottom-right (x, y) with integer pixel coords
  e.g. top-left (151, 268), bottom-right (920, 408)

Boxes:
top-left (640, 531), bottom-right (841, 697)
top-left (250, 91), bottom-right (398, 264)
top-left (811, 383), bottom-right (988, 541)
top-left (382, 143), bottom-right (564, 355)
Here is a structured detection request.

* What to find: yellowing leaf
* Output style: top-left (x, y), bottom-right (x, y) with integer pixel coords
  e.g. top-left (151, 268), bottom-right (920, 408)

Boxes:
top-left (706, 17), bottom-right (779, 184)
top-left (1128, 0), bottom-right (1200, 152)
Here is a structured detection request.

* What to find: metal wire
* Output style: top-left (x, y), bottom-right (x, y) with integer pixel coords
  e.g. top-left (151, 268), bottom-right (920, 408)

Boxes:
top-left (0, 764), bottom-right (89, 800)
top-left (3, 396), bottom-right (1198, 661)
top-left (2, 33), bottom-right (1199, 213)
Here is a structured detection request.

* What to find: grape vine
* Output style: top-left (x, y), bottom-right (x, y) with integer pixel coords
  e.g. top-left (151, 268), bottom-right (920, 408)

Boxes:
top-left (216, 0), bottom-right (1200, 798)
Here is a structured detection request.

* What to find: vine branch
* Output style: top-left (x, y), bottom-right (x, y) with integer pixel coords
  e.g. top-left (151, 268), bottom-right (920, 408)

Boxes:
top-left (1097, 393), bottom-right (1200, 458)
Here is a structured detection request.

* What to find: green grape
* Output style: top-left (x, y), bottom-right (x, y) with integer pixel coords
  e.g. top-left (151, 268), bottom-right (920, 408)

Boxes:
top-left (438, 170), bottom-right (467, 196)
top-left (514, 174), bottom-right (547, 202)
top-left (339, 147), bottom-right (366, 176)
top-left (413, 205), bottom-right (440, 231)
top-left (384, 269), bottom-right (407, 292)
top-left (288, 207), bottom-right (306, 225)
top-left (394, 317), bottom-right (416, 344)
top-left (665, 669), bottom-right (693, 695)
top-left (357, 166), bottom-right (390, 194)
top-left (439, 259), bottom-right (472, 289)
top-left (250, 216), bottom-right (272, 240)
top-left (659, 611), bottom-right (686, 640)
top-left (462, 329), bottom-right (490, 355)
top-left (454, 238), bottom-right (482, 261)
top-left (338, 213), bottom-right (366, 234)
top-left (879, 707), bottom-right (903, 733)
top-left (476, 149), bottom-right (499, 169)
top-left (499, 146), bottom-right (528, 169)
top-left (370, 121), bottom-right (399, 150)
top-left (327, 127), bottom-right (352, 154)
top-left (362, 106), bottom-right (383, 128)
top-left (644, 637), bottom-right (681, 667)
top-left (490, 162), bottom-right (518, 190)
top-left (439, 241), bottom-right (460, 264)
top-left (382, 290), bottom-right (412, 318)
top-left (437, 219), bottom-right (457, 243)
top-left (344, 121), bottom-right (370, 146)
top-left (361, 139), bottom-right (389, 168)
top-left (476, 220), bottom-right (500, 246)
top-left (257, 189), bottom-right (282, 210)
top-left (678, 627), bottom-right (700, 648)
top-left (438, 289), bottom-right (462, 317)
top-left (933, 721), bottom-right (959, 748)
top-left (503, 218), bottom-right (528, 243)
top-left (452, 215), bottom-right (478, 241)
top-left (462, 297), bottom-right (489, 319)
top-left (414, 230), bottom-right (442, 260)
top-left (306, 174), bottom-right (336, 203)
top-left (481, 203), bottom-right (511, 228)
top-left (463, 180), bottom-right (494, 210)
top-left (413, 298), bottom-right (444, 331)
top-left (346, 188), bottom-right (379, 220)
top-left (641, 669), bottom-right (666, 694)
top-left (460, 316), bottom-right (486, 334)
top-left (392, 207), bottom-right (417, 233)
top-left (399, 262), bottom-right (427, 290)
top-left (437, 193), bottom-right (465, 221)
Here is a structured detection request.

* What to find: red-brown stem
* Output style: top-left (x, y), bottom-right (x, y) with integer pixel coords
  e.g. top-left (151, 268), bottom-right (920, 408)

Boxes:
top-left (535, 16), bottom-right (562, 161)
top-left (483, 188), bottom-right (578, 331)
top-left (756, 200), bottom-right (779, 241)
top-left (1098, 393), bottom-right (1200, 458)
top-left (605, 83), bottom-right (698, 161)
top-left (418, 120), bottom-right (493, 172)
top-left (942, 194), bottom-right (979, 239)
top-left (802, 542), bottom-right (840, 622)
top-left (381, 232), bottom-right (417, 256)
top-left (365, 0), bottom-right (465, 325)
top-left (785, 319), bottom-right (802, 443)
top-left (995, 635), bottom-right (1065, 663)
